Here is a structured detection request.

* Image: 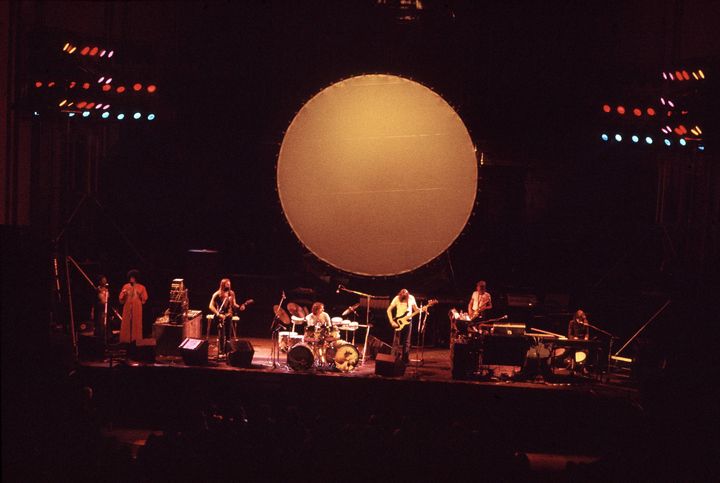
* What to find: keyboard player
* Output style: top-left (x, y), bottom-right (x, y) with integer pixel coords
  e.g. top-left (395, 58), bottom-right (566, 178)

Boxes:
top-left (568, 309), bottom-right (590, 340)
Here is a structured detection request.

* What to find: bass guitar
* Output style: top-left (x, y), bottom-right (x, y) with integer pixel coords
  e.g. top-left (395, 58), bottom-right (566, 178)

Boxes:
top-left (391, 299), bottom-right (438, 332)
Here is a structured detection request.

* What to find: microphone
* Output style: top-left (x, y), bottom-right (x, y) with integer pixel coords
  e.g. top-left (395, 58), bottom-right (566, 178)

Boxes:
top-left (336, 284), bottom-right (343, 294)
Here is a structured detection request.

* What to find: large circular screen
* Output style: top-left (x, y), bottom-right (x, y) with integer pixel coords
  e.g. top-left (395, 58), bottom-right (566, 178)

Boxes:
top-left (277, 74), bottom-right (477, 276)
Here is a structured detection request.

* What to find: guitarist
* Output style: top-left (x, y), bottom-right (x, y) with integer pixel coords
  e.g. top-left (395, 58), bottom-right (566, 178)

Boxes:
top-left (208, 278), bottom-right (251, 345)
top-left (467, 280), bottom-right (492, 322)
top-left (386, 289), bottom-right (419, 363)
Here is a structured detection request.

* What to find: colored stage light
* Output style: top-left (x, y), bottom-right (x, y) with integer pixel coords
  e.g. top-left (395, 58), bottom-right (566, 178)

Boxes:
top-left (667, 100), bottom-right (674, 108)
top-left (98, 77), bottom-right (105, 83)
top-left (647, 107), bottom-right (656, 116)
top-left (80, 46), bottom-right (90, 56)
top-left (601, 134), bottom-right (609, 141)
top-left (103, 104), bottom-right (110, 110)
top-left (105, 78), bottom-right (112, 84)
top-left (117, 113), bottom-right (125, 120)
top-left (100, 50), bottom-right (106, 57)
top-left (63, 42), bottom-right (70, 51)
top-left (675, 70), bottom-right (682, 80)
top-left (82, 82), bottom-right (90, 89)
top-left (89, 47), bottom-right (99, 56)
top-left (101, 112), bottom-right (110, 119)
top-left (698, 69), bottom-right (705, 79)
top-left (133, 112), bottom-right (141, 119)
top-left (633, 108), bottom-right (641, 116)
top-left (48, 82), bottom-right (56, 87)
top-left (690, 128), bottom-right (698, 136)
top-left (631, 135), bottom-right (639, 143)
top-left (616, 106), bottom-right (625, 115)
top-left (68, 112), bottom-right (75, 117)
top-left (668, 72), bottom-right (674, 80)
top-left (116, 86), bottom-right (125, 93)
top-left (58, 100), bottom-right (67, 107)
top-left (694, 126), bottom-right (702, 134)
top-left (602, 104), bottom-right (611, 113)
top-left (147, 84), bottom-right (157, 93)
top-left (82, 111), bottom-right (90, 118)
top-left (664, 139), bottom-right (671, 146)
top-left (102, 84), bottom-right (111, 92)
top-left (692, 72), bottom-right (699, 80)
top-left (95, 104), bottom-right (103, 109)
top-left (645, 137), bottom-right (653, 144)
top-left (614, 134), bottom-right (622, 142)
top-left (68, 46), bottom-right (77, 54)
top-left (108, 50), bottom-right (114, 58)
top-left (35, 81), bottom-right (42, 87)
top-left (133, 83), bottom-right (142, 91)
top-left (660, 97), bottom-right (666, 105)
top-left (682, 70), bottom-right (690, 80)
top-left (147, 113), bottom-right (156, 121)
top-left (69, 81), bottom-right (76, 88)
top-left (698, 145), bottom-right (705, 151)
top-left (86, 102), bottom-right (95, 109)
top-left (77, 101), bottom-right (87, 108)
top-left (679, 138), bottom-right (687, 146)
top-left (662, 72), bottom-right (667, 80)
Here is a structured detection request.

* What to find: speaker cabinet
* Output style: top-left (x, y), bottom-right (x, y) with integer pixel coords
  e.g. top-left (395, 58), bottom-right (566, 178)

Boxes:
top-left (129, 338), bottom-right (156, 363)
top-left (375, 353), bottom-right (406, 377)
top-left (451, 341), bottom-right (480, 380)
top-left (179, 338), bottom-right (208, 366)
top-left (78, 334), bottom-right (105, 361)
top-left (226, 339), bottom-right (254, 368)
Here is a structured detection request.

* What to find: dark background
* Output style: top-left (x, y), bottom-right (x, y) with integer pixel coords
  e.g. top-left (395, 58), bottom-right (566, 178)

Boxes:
top-left (3, 0), bottom-right (719, 344)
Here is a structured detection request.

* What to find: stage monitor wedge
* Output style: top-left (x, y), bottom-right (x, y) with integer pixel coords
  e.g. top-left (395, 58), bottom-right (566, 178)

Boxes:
top-left (179, 338), bottom-right (208, 366)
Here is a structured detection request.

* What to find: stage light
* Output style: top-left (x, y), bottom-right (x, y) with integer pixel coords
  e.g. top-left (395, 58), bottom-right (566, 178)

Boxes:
top-left (105, 78), bottom-right (112, 84)
top-left (82, 82), bottom-right (90, 89)
top-left (89, 47), bottom-right (99, 56)
top-left (645, 137), bottom-right (653, 144)
top-left (80, 46), bottom-right (90, 56)
top-left (679, 138), bottom-right (687, 146)
top-left (668, 72), bottom-right (674, 80)
top-left (675, 70), bottom-right (682, 80)
top-left (102, 84), bottom-right (111, 92)
top-left (662, 72), bottom-right (667, 80)
top-left (98, 76), bottom-right (105, 83)
top-left (631, 135), bottom-right (639, 143)
top-left (614, 134), bottom-right (622, 142)
top-left (99, 50), bottom-right (106, 57)
top-left (633, 108), bottom-right (641, 116)
top-left (95, 104), bottom-right (103, 109)
top-left (33, 111), bottom-right (39, 116)
top-left (69, 81), bottom-right (76, 88)
top-left (661, 128), bottom-right (668, 134)
top-left (692, 72), bottom-right (699, 80)
top-left (647, 107), bottom-right (656, 116)
top-left (68, 112), bottom-right (75, 117)
top-left (690, 128), bottom-right (699, 136)
top-left (103, 104), bottom-right (110, 110)
top-left (63, 42), bottom-right (70, 51)
top-left (133, 83), bottom-right (142, 91)
top-left (48, 81), bottom-right (56, 87)
top-left (664, 139), bottom-right (671, 146)
top-left (133, 112), bottom-right (141, 119)
top-left (59, 100), bottom-right (67, 107)
top-left (117, 113), bottom-right (125, 120)
top-left (694, 126), bottom-right (702, 135)
top-left (86, 102), bottom-right (95, 109)
top-left (682, 70), bottom-right (690, 80)
top-left (668, 100), bottom-right (674, 108)
top-left (101, 112), bottom-right (110, 119)
top-left (68, 46), bottom-right (77, 54)
top-left (77, 101), bottom-right (87, 108)
top-left (678, 125), bottom-right (687, 134)
top-left (34, 81), bottom-right (42, 88)
top-left (147, 113), bottom-right (156, 121)
top-left (108, 50), bottom-right (114, 58)
top-left (82, 111), bottom-right (90, 118)
top-left (698, 145), bottom-right (705, 151)
top-left (698, 69), bottom-right (705, 79)
top-left (601, 133), bottom-right (609, 141)
top-left (660, 97), bottom-right (666, 105)
top-left (602, 104), bottom-right (611, 113)
top-left (116, 86), bottom-right (126, 93)
top-left (616, 106), bottom-right (625, 115)
top-left (147, 84), bottom-right (157, 93)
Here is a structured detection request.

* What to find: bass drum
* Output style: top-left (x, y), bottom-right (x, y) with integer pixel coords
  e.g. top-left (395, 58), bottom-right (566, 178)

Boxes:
top-left (327, 342), bottom-right (360, 372)
top-left (287, 343), bottom-right (315, 371)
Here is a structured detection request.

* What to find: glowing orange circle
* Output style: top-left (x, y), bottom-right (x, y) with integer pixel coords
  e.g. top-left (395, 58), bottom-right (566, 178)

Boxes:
top-left (277, 74), bottom-right (478, 276)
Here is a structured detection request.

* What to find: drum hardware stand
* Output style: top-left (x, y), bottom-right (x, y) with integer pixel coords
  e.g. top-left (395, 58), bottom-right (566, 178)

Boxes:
top-left (410, 308), bottom-right (429, 366)
top-left (581, 320), bottom-right (615, 379)
top-left (337, 285), bottom-right (378, 366)
top-left (269, 291), bottom-right (287, 368)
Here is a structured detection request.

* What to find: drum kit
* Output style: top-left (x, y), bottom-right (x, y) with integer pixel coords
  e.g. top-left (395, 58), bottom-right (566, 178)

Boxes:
top-left (278, 314), bottom-right (362, 372)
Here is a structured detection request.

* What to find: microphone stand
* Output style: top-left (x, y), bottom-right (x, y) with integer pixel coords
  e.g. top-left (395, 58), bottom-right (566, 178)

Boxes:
top-left (269, 292), bottom-right (286, 368)
top-left (582, 321), bottom-right (615, 378)
top-left (338, 285), bottom-right (380, 366)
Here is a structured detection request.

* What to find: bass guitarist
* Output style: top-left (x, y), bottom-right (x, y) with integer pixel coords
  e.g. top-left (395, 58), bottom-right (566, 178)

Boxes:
top-left (386, 289), bottom-right (419, 363)
top-left (467, 280), bottom-right (492, 322)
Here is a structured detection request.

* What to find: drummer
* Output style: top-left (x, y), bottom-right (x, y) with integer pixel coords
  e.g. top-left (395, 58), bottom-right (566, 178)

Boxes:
top-left (306, 302), bottom-right (331, 328)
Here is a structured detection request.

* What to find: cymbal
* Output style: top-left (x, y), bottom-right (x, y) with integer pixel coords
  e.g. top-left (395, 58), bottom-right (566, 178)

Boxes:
top-left (287, 302), bottom-right (303, 318)
top-left (272, 305), bottom-right (290, 325)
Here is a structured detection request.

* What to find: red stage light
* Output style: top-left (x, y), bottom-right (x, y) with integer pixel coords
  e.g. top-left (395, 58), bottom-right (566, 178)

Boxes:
top-left (102, 84), bottom-right (111, 92)
top-left (647, 107), bottom-right (656, 116)
top-left (633, 108), bottom-right (641, 116)
top-left (90, 47), bottom-right (99, 56)
top-left (678, 125), bottom-right (687, 134)
top-left (675, 70), bottom-right (682, 81)
top-left (34, 81), bottom-right (42, 88)
top-left (48, 82), bottom-right (56, 87)
top-left (86, 102), bottom-right (95, 109)
top-left (133, 83), bottom-right (142, 91)
top-left (69, 81), bottom-right (76, 88)
top-left (116, 86), bottom-right (126, 93)
top-left (616, 105), bottom-right (625, 115)
top-left (147, 84), bottom-right (157, 93)
top-left (80, 46), bottom-right (90, 56)
top-left (77, 101), bottom-right (87, 108)
top-left (82, 82), bottom-right (90, 89)
top-left (682, 70), bottom-right (690, 80)
top-left (602, 104), bottom-right (611, 113)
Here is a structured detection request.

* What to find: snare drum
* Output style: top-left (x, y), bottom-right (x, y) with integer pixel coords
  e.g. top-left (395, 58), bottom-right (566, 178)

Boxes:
top-left (278, 331), bottom-right (298, 352)
top-left (287, 343), bottom-right (315, 371)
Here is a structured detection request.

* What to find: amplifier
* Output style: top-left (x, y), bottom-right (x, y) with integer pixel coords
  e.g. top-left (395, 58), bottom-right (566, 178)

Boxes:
top-left (153, 309), bottom-right (203, 356)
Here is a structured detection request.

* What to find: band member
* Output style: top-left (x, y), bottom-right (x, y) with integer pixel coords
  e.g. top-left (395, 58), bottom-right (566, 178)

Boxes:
top-left (208, 278), bottom-right (248, 341)
top-left (305, 302), bottom-right (331, 327)
top-left (568, 309), bottom-right (590, 340)
top-left (119, 270), bottom-right (148, 344)
top-left (387, 289), bottom-right (418, 363)
top-left (467, 280), bottom-right (492, 319)
top-left (91, 275), bottom-right (109, 340)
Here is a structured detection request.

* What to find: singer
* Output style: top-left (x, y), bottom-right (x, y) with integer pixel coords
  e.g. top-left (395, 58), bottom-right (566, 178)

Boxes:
top-left (568, 309), bottom-right (590, 340)
top-left (119, 269), bottom-right (148, 344)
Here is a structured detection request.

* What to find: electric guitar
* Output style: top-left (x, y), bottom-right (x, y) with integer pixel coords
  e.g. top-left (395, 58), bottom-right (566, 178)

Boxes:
top-left (215, 299), bottom-right (254, 320)
top-left (469, 297), bottom-right (491, 321)
top-left (390, 299), bottom-right (438, 331)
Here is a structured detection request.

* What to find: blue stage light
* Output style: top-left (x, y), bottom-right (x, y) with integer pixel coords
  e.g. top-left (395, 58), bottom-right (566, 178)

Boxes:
top-left (147, 113), bottom-right (156, 121)
top-left (614, 134), bottom-right (622, 142)
top-left (102, 112), bottom-right (110, 119)
top-left (664, 139), bottom-right (671, 146)
top-left (679, 138), bottom-right (687, 146)
top-left (117, 113), bottom-right (125, 120)
top-left (82, 111), bottom-right (90, 118)
top-left (133, 112), bottom-right (141, 120)
top-left (631, 135), bottom-right (639, 143)
top-left (601, 134), bottom-right (609, 141)
top-left (698, 145), bottom-right (705, 151)
top-left (68, 112), bottom-right (75, 117)
top-left (645, 136), bottom-right (653, 144)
